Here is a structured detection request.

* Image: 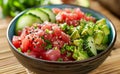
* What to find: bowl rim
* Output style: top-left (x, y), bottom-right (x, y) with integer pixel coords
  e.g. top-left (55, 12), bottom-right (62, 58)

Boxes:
top-left (7, 4), bottom-right (117, 64)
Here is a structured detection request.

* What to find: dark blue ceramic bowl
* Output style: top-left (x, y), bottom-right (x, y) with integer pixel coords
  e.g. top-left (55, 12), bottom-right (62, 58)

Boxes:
top-left (7, 4), bottom-right (116, 74)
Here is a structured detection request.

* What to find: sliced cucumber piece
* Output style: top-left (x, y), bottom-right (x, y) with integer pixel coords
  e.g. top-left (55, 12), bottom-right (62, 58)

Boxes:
top-left (40, 8), bottom-right (55, 23)
top-left (26, 8), bottom-right (49, 22)
top-left (15, 14), bottom-right (42, 34)
top-left (85, 36), bottom-right (97, 56)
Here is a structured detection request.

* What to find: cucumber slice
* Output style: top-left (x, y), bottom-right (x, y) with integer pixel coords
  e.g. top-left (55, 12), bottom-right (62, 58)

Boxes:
top-left (15, 14), bottom-right (42, 34)
top-left (86, 36), bottom-right (97, 56)
top-left (26, 8), bottom-right (49, 22)
top-left (40, 8), bottom-right (55, 23)
top-left (1, 0), bottom-right (9, 17)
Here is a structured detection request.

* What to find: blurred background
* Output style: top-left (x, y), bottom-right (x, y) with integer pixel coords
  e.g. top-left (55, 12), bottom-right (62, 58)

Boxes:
top-left (0, 0), bottom-right (120, 18)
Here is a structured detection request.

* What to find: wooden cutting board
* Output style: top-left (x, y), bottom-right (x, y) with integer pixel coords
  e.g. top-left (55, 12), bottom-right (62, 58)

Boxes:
top-left (0, 1), bottom-right (120, 74)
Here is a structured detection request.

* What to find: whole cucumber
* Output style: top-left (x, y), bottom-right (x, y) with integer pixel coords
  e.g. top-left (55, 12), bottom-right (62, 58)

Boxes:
top-left (1, 0), bottom-right (9, 17)
top-left (0, 0), bottom-right (50, 18)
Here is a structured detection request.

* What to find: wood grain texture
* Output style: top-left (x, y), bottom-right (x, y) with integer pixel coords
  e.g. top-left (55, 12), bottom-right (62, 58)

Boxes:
top-left (0, 1), bottom-right (120, 74)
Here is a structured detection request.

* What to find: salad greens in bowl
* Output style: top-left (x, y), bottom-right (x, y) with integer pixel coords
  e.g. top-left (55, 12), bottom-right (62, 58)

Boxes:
top-left (7, 4), bottom-right (116, 74)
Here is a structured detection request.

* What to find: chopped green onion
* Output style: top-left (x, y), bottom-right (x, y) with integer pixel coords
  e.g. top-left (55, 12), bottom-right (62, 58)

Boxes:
top-left (45, 43), bottom-right (52, 50)
top-left (18, 48), bottom-right (21, 52)
top-left (45, 29), bottom-right (50, 33)
top-left (57, 58), bottom-right (63, 61)
top-left (67, 52), bottom-right (71, 57)
top-left (27, 50), bottom-right (31, 53)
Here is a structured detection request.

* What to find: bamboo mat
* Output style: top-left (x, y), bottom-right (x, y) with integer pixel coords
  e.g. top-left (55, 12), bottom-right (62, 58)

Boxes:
top-left (0, 1), bottom-right (120, 74)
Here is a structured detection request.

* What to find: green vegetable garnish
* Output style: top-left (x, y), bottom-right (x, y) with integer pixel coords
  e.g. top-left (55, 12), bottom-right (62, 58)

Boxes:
top-left (45, 44), bottom-right (52, 50)
top-left (60, 23), bottom-right (68, 31)
top-left (72, 47), bottom-right (89, 60)
top-left (27, 50), bottom-right (31, 53)
top-left (67, 52), bottom-right (71, 57)
top-left (45, 40), bottom-right (52, 50)
top-left (18, 48), bottom-right (21, 52)
top-left (57, 58), bottom-right (63, 61)
top-left (70, 29), bottom-right (80, 40)
top-left (0, 0), bottom-right (50, 17)
top-left (61, 44), bottom-right (75, 53)
top-left (45, 29), bottom-right (50, 34)
top-left (73, 39), bottom-right (83, 49)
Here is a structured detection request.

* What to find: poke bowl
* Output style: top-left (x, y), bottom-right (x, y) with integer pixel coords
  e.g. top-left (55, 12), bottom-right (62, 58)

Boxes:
top-left (7, 4), bottom-right (116, 74)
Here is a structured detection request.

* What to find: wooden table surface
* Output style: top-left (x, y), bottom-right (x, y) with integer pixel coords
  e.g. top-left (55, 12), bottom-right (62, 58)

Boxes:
top-left (0, 1), bottom-right (120, 74)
